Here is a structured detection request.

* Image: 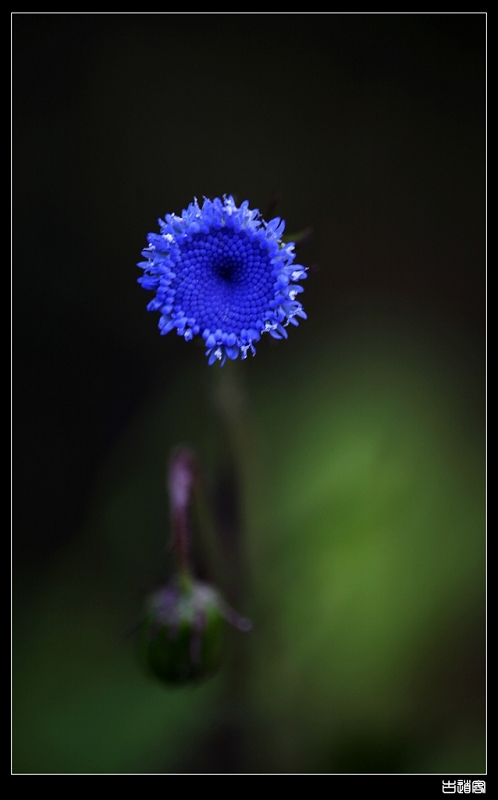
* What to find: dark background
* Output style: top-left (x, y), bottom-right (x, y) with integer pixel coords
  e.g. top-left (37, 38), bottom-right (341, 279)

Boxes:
top-left (13, 14), bottom-right (485, 774)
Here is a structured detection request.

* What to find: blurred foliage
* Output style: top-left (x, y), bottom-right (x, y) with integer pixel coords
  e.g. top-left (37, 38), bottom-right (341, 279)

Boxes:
top-left (13, 319), bottom-right (484, 773)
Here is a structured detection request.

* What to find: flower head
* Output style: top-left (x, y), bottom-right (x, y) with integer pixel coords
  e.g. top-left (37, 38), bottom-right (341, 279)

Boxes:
top-left (137, 196), bottom-right (307, 365)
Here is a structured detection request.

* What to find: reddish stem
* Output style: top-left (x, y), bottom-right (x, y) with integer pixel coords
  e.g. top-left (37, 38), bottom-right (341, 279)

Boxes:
top-left (168, 448), bottom-right (197, 575)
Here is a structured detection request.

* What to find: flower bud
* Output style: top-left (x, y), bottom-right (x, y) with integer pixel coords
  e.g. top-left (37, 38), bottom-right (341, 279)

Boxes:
top-left (137, 577), bottom-right (225, 684)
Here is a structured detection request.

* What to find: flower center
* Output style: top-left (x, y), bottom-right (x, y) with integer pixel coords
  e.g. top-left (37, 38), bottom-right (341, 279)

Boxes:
top-left (173, 228), bottom-right (276, 332)
top-left (214, 258), bottom-right (239, 284)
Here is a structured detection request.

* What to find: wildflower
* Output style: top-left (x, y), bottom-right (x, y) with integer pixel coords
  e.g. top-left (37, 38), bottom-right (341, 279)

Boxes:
top-left (137, 196), bottom-right (307, 365)
top-left (137, 447), bottom-right (252, 685)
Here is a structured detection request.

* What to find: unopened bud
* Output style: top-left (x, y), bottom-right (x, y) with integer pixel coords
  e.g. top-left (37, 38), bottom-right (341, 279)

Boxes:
top-left (137, 578), bottom-right (225, 684)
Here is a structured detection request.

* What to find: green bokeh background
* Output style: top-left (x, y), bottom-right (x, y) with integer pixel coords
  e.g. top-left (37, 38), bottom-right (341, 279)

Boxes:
top-left (13, 14), bottom-right (485, 773)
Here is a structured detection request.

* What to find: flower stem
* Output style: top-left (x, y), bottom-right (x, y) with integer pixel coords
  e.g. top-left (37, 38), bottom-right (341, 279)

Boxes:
top-left (167, 447), bottom-right (197, 578)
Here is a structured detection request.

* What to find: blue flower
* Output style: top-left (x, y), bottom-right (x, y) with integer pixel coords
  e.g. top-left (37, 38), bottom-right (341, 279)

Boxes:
top-left (137, 196), bottom-right (307, 365)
